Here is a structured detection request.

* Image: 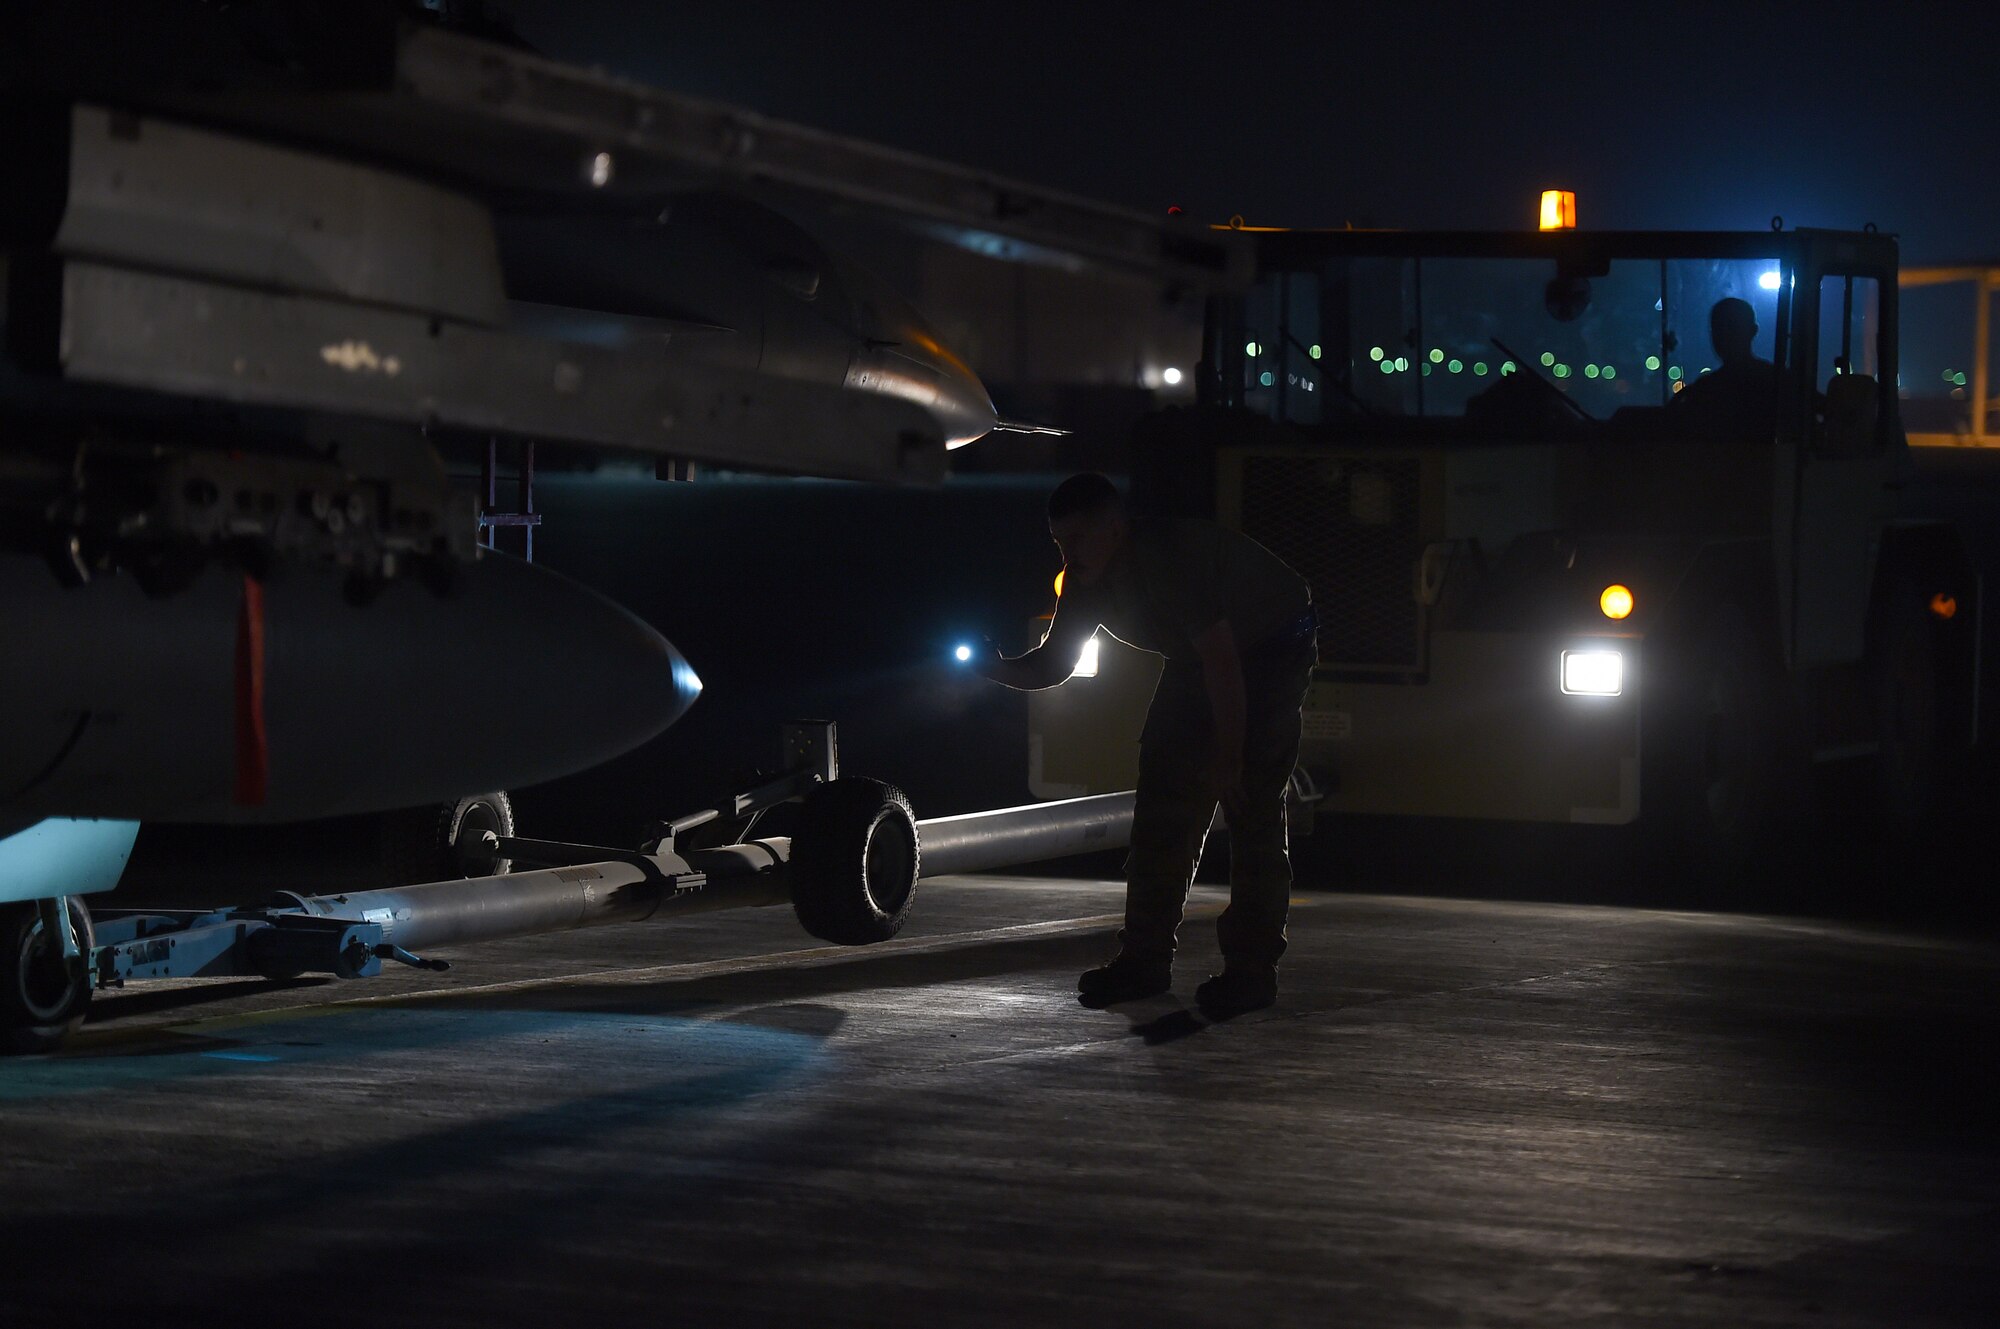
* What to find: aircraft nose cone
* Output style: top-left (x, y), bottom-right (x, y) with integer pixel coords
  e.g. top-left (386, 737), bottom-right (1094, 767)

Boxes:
top-left (835, 264), bottom-right (997, 452)
top-left (930, 355), bottom-right (1000, 451)
top-left (875, 328), bottom-right (997, 450)
top-left (356, 553), bottom-right (702, 806)
top-left (0, 551), bottom-right (704, 825)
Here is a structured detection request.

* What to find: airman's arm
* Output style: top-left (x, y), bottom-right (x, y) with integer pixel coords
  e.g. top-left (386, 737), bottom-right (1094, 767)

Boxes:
top-left (978, 595), bottom-right (1097, 691)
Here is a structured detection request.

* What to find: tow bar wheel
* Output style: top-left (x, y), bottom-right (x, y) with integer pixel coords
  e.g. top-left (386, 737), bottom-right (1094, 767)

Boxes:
top-left (445, 791), bottom-right (516, 879)
top-left (377, 791), bottom-right (515, 885)
top-left (1, 897), bottom-right (95, 1054)
top-left (790, 778), bottom-right (920, 945)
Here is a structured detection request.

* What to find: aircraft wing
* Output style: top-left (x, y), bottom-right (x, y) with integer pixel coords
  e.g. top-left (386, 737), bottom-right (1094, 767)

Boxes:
top-left (4, 5), bottom-right (1246, 293)
top-left (52, 258), bottom-right (945, 484)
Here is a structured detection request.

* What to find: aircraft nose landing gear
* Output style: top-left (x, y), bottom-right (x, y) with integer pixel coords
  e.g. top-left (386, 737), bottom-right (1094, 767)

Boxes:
top-left (1, 896), bottom-right (95, 1054)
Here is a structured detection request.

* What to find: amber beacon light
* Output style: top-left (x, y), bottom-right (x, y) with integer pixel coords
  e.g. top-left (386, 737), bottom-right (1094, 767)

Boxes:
top-left (1599, 584), bottom-right (1634, 619)
top-left (1539, 189), bottom-right (1577, 231)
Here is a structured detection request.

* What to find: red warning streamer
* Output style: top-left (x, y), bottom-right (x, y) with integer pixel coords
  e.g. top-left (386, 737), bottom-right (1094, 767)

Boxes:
top-left (234, 573), bottom-right (269, 807)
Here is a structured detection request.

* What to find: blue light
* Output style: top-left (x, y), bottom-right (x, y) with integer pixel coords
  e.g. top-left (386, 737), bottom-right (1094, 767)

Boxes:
top-left (953, 644), bottom-right (974, 663)
top-left (1759, 270), bottom-right (1782, 291)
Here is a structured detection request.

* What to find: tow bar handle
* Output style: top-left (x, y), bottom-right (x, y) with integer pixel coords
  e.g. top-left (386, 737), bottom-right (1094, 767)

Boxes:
top-left (374, 944), bottom-right (450, 972)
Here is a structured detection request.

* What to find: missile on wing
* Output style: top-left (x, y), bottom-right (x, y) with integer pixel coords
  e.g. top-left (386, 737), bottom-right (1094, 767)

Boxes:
top-left (0, 95), bottom-right (980, 838)
top-left (0, 8), bottom-right (1078, 877)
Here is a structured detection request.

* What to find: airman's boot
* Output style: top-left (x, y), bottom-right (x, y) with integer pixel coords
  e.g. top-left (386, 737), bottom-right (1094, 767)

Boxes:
top-left (1076, 951), bottom-right (1172, 1008)
top-left (1195, 964), bottom-right (1277, 1019)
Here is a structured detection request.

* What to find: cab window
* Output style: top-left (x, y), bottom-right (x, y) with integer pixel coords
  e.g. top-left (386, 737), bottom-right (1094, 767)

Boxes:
top-left (1814, 273), bottom-right (1884, 454)
top-left (1232, 253), bottom-right (1787, 434)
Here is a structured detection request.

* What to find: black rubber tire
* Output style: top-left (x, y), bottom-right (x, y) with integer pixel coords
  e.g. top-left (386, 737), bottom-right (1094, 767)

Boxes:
top-left (790, 778), bottom-right (920, 945)
top-left (1642, 604), bottom-right (1786, 892)
top-left (0, 897), bottom-right (95, 1055)
top-left (444, 791), bottom-right (515, 878)
top-left (379, 791), bottom-right (514, 886)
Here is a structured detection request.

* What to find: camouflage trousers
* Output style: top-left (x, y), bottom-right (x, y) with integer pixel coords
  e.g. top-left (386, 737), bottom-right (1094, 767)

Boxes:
top-left (1119, 636), bottom-right (1314, 969)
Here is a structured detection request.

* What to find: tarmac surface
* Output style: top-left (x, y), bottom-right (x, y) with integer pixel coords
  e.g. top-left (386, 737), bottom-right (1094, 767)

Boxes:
top-left (3, 875), bottom-right (1997, 1328)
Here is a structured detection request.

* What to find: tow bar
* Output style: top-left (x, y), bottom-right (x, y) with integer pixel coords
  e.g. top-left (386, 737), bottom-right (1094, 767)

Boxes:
top-left (61, 722), bottom-right (1134, 1013)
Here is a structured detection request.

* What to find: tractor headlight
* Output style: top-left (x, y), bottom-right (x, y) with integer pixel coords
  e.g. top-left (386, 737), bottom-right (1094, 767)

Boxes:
top-left (1560, 649), bottom-right (1624, 697)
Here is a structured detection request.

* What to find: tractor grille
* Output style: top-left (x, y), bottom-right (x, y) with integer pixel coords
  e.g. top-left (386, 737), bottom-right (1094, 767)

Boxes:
top-left (1237, 453), bottom-right (1424, 669)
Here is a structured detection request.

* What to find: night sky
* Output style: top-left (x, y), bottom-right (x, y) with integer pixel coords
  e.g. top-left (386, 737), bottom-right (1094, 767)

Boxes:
top-left (505, 0), bottom-right (1998, 266)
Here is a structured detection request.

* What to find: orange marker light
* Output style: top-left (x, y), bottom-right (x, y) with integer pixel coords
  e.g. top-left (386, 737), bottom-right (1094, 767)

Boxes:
top-left (1600, 584), bottom-right (1634, 619)
top-left (1053, 568), bottom-right (1065, 600)
top-left (1930, 592), bottom-right (1958, 620)
top-left (1539, 189), bottom-right (1577, 231)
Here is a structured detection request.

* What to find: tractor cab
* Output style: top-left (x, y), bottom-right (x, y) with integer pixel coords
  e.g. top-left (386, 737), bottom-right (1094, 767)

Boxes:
top-left (1032, 222), bottom-right (1973, 879)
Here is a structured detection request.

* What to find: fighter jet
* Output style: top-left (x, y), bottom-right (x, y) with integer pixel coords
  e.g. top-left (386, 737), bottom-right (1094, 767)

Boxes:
top-left (0, 1), bottom-right (1238, 885)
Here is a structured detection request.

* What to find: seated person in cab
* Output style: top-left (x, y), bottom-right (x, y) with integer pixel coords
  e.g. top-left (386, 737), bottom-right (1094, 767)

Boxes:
top-left (1670, 297), bottom-right (1782, 441)
top-left (971, 473), bottom-right (1316, 1019)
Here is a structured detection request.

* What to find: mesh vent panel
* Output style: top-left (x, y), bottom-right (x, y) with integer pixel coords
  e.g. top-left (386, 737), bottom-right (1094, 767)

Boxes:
top-left (1238, 454), bottom-right (1422, 668)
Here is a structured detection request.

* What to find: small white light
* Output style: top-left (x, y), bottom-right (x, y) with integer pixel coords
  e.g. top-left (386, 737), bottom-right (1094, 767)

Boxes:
top-left (1758, 269), bottom-right (1782, 291)
top-left (1072, 634), bottom-right (1100, 679)
top-left (1162, 366), bottom-right (1183, 386)
top-left (1561, 649), bottom-right (1624, 696)
top-left (588, 151), bottom-right (614, 188)
top-left (954, 644), bottom-right (973, 663)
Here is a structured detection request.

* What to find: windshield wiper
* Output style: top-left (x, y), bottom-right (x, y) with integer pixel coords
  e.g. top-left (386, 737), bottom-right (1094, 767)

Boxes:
top-left (1279, 329), bottom-right (1377, 416)
top-left (1491, 337), bottom-right (1595, 423)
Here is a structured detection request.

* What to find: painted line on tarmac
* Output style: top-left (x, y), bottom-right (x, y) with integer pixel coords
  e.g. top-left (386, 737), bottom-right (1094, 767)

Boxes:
top-left (72, 899), bottom-right (1327, 1050)
top-left (373, 907), bottom-right (1194, 1004)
